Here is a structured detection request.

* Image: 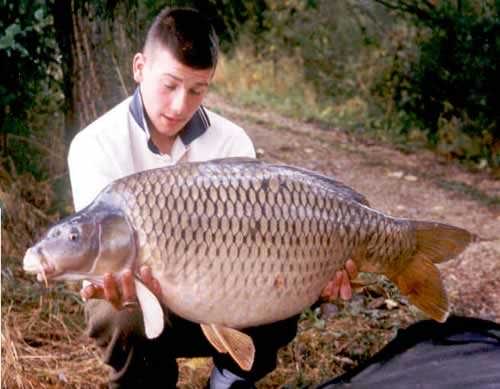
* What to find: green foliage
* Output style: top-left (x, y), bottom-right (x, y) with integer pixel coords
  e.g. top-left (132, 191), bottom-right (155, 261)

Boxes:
top-left (216, 0), bottom-right (397, 132)
top-left (0, 0), bottom-right (61, 178)
top-left (377, 0), bottom-right (498, 164)
top-left (218, 0), bottom-right (498, 168)
top-left (0, 0), bottom-right (58, 124)
top-left (253, 0), bottom-right (390, 100)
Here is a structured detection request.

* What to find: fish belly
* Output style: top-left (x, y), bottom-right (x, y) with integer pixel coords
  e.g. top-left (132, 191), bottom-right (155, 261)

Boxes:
top-left (152, 247), bottom-right (348, 328)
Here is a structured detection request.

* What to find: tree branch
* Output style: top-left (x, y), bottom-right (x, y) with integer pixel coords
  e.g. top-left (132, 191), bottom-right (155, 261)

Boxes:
top-left (373, 0), bottom-right (443, 26)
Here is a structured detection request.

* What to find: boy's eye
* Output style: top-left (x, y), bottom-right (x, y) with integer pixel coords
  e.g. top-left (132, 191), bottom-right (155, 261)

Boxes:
top-left (165, 84), bottom-right (176, 90)
top-left (189, 89), bottom-right (203, 96)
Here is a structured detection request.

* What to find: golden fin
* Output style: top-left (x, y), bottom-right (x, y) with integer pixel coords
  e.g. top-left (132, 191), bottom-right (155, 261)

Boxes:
top-left (386, 221), bottom-right (473, 322)
top-left (200, 323), bottom-right (226, 353)
top-left (200, 323), bottom-right (255, 371)
top-left (393, 256), bottom-right (449, 322)
top-left (413, 221), bottom-right (473, 263)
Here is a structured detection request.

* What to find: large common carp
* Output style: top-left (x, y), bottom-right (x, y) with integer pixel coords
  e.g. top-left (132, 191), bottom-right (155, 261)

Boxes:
top-left (23, 158), bottom-right (472, 370)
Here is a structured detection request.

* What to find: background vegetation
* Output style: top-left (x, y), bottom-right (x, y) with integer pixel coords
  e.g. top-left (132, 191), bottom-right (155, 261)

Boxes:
top-left (1, 1), bottom-right (498, 182)
top-left (1, 0), bottom-right (498, 386)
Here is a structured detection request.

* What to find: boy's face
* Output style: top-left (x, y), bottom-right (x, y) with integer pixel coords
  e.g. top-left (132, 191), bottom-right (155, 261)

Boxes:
top-left (133, 45), bottom-right (214, 139)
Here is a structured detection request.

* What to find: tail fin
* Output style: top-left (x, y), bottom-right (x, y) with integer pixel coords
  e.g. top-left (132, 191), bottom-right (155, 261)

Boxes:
top-left (392, 221), bottom-right (473, 322)
top-left (413, 221), bottom-right (474, 263)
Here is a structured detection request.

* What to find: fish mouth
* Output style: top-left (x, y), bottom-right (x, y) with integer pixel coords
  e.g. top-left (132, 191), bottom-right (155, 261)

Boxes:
top-left (23, 247), bottom-right (58, 281)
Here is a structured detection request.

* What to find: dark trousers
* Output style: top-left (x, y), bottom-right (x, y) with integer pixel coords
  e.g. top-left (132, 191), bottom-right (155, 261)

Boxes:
top-left (85, 299), bottom-right (299, 388)
top-left (316, 316), bottom-right (500, 389)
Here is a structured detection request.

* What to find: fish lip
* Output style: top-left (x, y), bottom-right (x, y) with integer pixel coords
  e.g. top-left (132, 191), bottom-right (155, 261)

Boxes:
top-left (23, 247), bottom-right (42, 273)
top-left (23, 247), bottom-right (58, 278)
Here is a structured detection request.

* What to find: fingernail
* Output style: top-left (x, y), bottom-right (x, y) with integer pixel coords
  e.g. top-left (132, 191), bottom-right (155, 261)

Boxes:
top-left (81, 289), bottom-right (89, 300)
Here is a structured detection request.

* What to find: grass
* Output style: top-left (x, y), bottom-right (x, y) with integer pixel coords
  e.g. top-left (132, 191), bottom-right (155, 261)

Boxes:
top-left (437, 180), bottom-right (500, 207)
top-left (212, 48), bottom-right (377, 134)
top-left (1, 254), bottom-right (109, 388)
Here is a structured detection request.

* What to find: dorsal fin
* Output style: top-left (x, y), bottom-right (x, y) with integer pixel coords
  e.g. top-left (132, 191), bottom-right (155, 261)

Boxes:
top-left (278, 165), bottom-right (370, 206)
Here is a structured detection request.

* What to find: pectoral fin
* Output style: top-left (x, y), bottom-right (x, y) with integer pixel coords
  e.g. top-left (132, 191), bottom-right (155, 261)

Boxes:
top-left (134, 278), bottom-right (164, 339)
top-left (201, 323), bottom-right (255, 371)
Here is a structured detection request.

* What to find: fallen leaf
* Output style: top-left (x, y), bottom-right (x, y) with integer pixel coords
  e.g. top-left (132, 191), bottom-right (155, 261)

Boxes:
top-left (387, 171), bottom-right (404, 179)
top-left (385, 299), bottom-right (399, 310)
top-left (367, 297), bottom-right (385, 309)
top-left (182, 357), bottom-right (211, 370)
top-left (320, 303), bottom-right (339, 320)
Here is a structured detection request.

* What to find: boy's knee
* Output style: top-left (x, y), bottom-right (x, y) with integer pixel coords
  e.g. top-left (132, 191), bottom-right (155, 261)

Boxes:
top-left (85, 299), bottom-right (178, 387)
top-left (85, 299), bottom-right (144, 347)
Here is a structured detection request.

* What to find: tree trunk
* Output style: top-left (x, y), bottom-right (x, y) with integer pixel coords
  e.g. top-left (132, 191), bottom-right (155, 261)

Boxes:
top-left (52, 0), bottom-right (77, 146)
top-left (52, 0), bottom-right (136, 146)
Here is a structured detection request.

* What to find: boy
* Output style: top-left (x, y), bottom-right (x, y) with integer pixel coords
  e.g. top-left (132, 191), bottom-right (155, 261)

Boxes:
top-left (69, 7), bottom-right (355, 388)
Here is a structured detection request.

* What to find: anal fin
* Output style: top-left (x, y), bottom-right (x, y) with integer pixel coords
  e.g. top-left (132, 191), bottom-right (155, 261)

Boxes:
top-left (201, 323), bottom-right (255, 371)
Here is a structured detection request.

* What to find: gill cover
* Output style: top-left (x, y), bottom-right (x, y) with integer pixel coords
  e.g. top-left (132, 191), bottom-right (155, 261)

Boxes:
top-left (89, 208), bottom-right (137, 275)
top-left (91, 206), bottom-right (165, 339)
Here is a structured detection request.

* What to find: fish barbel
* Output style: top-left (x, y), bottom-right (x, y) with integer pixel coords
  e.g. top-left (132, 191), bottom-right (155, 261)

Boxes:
top-left (23, 157), bottom-right (473, 370)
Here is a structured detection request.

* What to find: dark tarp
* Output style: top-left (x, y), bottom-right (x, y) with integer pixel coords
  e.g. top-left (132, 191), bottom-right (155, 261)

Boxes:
top-left (316, 316), bottom-right (500, 389)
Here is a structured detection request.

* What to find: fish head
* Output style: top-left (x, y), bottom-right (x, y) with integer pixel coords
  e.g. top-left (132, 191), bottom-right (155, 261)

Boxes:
top-left (23, 206), bottom-right (136, 282)
top-left (23, 212), bottom-right (100, 280)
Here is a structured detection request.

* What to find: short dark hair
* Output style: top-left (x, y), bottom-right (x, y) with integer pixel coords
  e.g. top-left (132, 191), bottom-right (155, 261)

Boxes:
top-left (145, 7), bottom-right (219, 70)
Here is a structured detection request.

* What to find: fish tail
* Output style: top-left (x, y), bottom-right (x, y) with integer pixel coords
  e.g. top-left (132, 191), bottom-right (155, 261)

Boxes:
top-left (391, 221), bottom-right (473, 322)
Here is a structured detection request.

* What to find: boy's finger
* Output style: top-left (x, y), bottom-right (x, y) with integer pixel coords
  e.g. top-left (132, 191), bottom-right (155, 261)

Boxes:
top-left (103, 273), bottom-right (121, 309)
top-left (152, 278), bottom-right (163, 299)
top-left (140, 265), bottom-right (154, 288)
top-left (345, 259), bottom-right (358, 280)
top-left (121, 270), bottom-right (137, 307)
top-left (340, 271), bottom-right (352, 301)
top-left (321, 279), bottom-right (335, 299)
top-left (81, 284), bottom-right (106, 301)
top-left (330, 271), bottom-right (342, 300)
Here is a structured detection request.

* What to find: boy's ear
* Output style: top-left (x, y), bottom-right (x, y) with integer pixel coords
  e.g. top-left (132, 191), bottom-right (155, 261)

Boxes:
top-left (133, 53), bottom-right (146, 83)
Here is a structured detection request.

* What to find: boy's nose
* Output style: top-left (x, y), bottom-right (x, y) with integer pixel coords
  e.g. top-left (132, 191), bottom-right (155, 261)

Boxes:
top-left (171, 89), bottom-right (187, 115)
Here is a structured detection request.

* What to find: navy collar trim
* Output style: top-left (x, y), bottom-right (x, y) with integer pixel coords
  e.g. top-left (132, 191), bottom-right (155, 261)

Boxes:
top-left (129, 87), bottom-right (210, 154)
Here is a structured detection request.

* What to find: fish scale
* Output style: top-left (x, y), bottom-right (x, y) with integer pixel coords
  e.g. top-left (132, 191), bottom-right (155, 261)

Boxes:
top-left (24, 158), bottom-right (473, 370)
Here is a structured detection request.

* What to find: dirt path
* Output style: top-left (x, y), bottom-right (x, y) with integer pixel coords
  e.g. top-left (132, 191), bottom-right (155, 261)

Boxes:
top-left (206, 93), bottom-right (500, 322)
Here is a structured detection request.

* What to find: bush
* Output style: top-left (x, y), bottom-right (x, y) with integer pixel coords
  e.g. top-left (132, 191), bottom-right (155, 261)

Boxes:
top-left (378, 0), bottom-right (498, 164)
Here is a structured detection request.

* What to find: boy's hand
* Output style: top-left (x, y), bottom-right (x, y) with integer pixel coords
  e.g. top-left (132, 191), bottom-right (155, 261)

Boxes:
top-left (321, 259), bottom-right (358, 301)
top-left (80, 266), bottom-right (163, 310)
